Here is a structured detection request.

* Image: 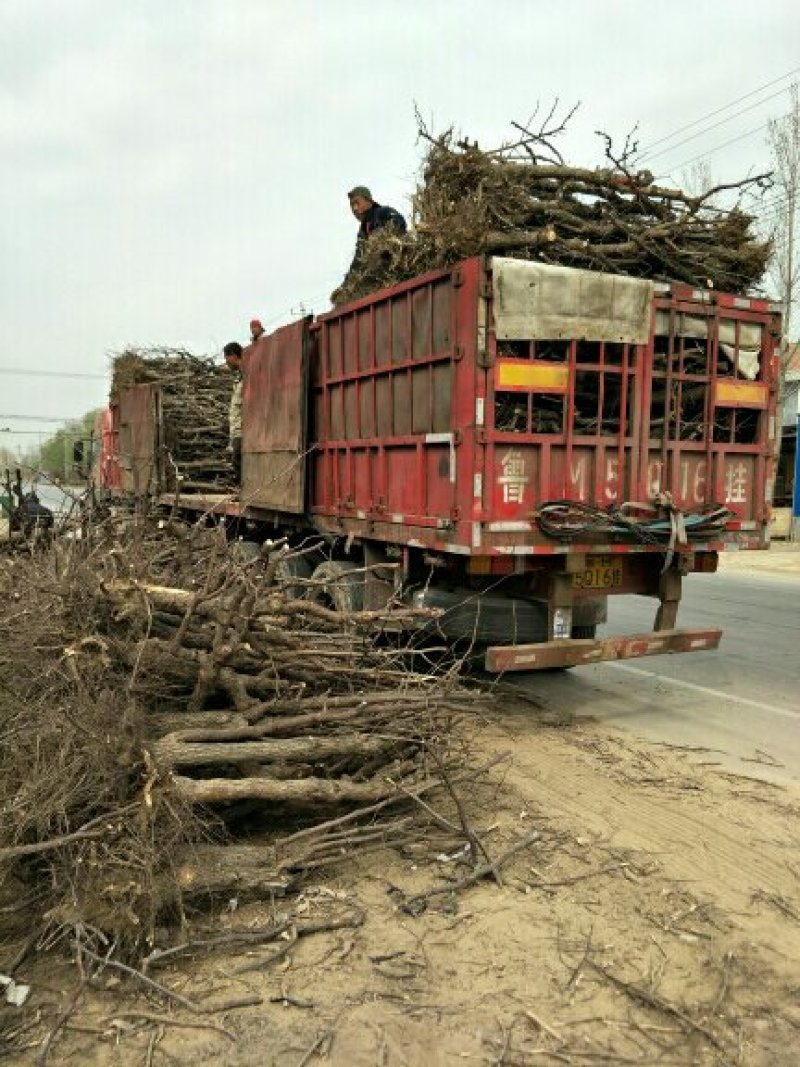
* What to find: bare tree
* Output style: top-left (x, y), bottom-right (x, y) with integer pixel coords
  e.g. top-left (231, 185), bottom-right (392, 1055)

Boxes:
top-left (0, 444), bottom-right (21, 470)
top-left (680, 160), bottom-right (716, 202)
top-left (766, 84), bottom-right (800, 356)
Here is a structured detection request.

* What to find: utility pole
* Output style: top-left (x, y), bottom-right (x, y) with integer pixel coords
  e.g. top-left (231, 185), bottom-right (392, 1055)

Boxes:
top-left (792, 413), bottom-right (800, 542)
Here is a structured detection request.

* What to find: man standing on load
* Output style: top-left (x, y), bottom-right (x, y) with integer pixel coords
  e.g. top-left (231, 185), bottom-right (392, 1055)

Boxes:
top-left (223, 341), bottom-right (244, 484)
top-left (331, 185), bottom-right (407, 302)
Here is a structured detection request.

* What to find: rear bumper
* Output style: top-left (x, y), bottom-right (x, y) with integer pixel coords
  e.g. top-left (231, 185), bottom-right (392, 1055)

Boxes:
top-left (484, 627), bottom-right (722, 673)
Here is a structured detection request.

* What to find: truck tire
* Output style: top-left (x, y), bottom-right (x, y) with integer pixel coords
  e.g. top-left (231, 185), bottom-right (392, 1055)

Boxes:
top-left (230, 540), bottom-right (262, 565)
top-left (308, 560), bottom-right (365, 614)
top-left (273, 553), bottom-right (314, 599)
top-left (411, 587), bottom-right (548, 645)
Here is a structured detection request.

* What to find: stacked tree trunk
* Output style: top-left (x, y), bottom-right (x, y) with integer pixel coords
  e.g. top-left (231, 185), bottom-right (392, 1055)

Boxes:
top-left (111, 348), bottom-right (236, 492)
top-left (0, 518), bottom-right (477, 953)
top-left (104, 565), bottom-right (465, 815)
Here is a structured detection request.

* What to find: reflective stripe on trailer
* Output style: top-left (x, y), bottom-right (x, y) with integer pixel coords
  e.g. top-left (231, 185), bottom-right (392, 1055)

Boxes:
top-left (485, 627), bottom-right (722, 672)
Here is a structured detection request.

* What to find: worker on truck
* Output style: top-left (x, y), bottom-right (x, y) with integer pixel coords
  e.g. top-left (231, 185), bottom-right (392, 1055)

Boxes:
top-left (331, 185), bottom-right (407, 302)
top-left (223, 342), bottom-right (244, 484)
top-left (249, 318), bottom-right (265, 344)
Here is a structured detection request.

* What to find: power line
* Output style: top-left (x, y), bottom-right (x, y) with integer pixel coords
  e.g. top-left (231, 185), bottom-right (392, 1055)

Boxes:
top-left (664, 119), bottom-right (773, 174)
top-left (639, 83), bottom-right (794, 164)
top-left (0, 367), bottom-right (106, 380)
top-left (263, 292), bottom-right (331, 329)
top-left (637, 65), bottom-right (800, 157)
top-left (747, 186), bottom-right (800, 224)
top-left (0, 414), bottom-right (79, 423)
top-left (758, 200), bottom-right (798, 228)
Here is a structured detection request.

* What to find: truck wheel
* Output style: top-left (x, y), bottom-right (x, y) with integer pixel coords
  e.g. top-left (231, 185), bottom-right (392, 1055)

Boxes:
top-left (273, 553), bottom-right (314, 599)
top-left (308, 560), bottom-right (364, 614)
top-left (230, 540), bottom-right (262, 565)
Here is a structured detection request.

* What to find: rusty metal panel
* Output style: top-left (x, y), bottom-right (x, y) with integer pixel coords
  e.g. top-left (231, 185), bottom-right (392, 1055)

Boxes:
top-left (483, 283), bottom-right (778, 536)
top-left (432, 279), bottom-right (453, 351)
top-left (310, 257), bottom-right (776, 554)
top-left (94, 406), bottom-right (123, 493)
top-left (312, 264), bottom-right (472, 527)
top-left (242, 317), bottom-right (310, 512)
top-left (485, 627), bottom-right (722, 672)
top-left (638, 293), bottom-right (778, 523)
top-left (117, 384), bottom-right (159, 496)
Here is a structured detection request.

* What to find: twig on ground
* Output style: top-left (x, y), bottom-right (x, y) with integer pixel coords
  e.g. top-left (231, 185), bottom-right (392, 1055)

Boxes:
top-left (586, 959), bottom-right (725, 1050)
top-left (296, 1026), bottom-right (336, 1067)
top-left (110, 1011), bottom-right (235, 1040)
top-left (402, 830), bottom-right (540, 915)
top-left (78, 945), bottom-right (199, 1013)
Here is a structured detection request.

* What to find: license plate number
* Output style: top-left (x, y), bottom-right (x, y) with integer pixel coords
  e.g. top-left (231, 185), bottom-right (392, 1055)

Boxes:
top-left (573, 555), bottom-right (623, 590)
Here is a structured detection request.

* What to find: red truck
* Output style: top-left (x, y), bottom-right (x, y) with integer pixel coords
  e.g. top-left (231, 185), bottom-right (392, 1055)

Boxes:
top-left (99, 256), bottom-right (780, 671)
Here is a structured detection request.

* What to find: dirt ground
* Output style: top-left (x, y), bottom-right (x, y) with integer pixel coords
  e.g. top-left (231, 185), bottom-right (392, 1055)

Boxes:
top-left (6, 693), bottom-right (800, 1067)
top-left (718, 540), bottom-right (800, 576)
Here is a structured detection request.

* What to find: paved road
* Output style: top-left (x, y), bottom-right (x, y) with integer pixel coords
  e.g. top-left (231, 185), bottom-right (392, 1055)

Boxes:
top-left (514, 567), bottom-right (800, 784)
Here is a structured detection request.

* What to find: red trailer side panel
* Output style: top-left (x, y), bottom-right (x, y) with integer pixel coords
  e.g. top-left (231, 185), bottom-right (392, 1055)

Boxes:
top-left (94, 407), bottom-right (122, 493)
top-left (311, 261), bottom-right (482, 546)
top-left (242, 317), bottom-right (310, 512)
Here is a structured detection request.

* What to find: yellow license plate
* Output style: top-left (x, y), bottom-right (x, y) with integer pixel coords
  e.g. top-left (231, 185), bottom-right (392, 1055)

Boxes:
top-left (573, 555), bottom-right (623, 590)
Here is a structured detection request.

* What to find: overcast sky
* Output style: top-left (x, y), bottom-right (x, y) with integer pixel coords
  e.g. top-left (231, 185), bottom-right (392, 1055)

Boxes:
top-left (1, 0), bottom-right (799, 450)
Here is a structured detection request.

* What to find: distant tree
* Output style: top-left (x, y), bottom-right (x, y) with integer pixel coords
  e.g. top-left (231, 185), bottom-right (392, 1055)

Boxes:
top-left (0, 444), bottom-right (21, 472)
top-left (680, 160), bottom-right (717, 202)
top-left (766, 84), bottom-right (800, 359)
top-left (28, 410), bottom-right (100, 483)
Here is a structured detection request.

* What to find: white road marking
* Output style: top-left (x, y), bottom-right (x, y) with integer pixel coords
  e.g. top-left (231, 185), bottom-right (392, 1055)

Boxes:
top-left (608, 662), bottom-right (800, 720)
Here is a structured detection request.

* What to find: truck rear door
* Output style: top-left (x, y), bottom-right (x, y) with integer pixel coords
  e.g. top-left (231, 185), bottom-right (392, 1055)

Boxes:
top-left (118, 384), bottom-right (160, 497)
top-left (483, 262), bottom-right (777, 546)
top-left (241, 316), bottom-right (311, 512)
top-left (644, 290), bottom-right (777, 533)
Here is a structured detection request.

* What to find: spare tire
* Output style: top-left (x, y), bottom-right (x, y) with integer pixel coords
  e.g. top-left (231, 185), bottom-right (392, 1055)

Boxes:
top-left (308, 560), bottom-right (365, 614)
top-left (230, 540), bottom-right (262, 565)
top-left (272, 552), bottom-right (315, 598)
top-left (411, 587), bottom-right (548, 645)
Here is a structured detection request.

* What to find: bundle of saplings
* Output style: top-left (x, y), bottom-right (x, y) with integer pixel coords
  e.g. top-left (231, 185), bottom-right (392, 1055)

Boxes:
top-left (335, 107), bottom-right (772, 305)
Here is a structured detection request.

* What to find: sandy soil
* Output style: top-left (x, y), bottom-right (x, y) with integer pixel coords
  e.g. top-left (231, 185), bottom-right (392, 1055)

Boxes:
top-left (7, 698), bottom-right (800, 1066)
top-left (718, 541), bottom-right (800, 576)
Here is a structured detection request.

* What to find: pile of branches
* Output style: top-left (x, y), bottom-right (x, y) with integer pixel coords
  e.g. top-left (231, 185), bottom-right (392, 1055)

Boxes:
top-left (111, 347), bottom-right (235, 492)
top-left (0, 513), bottom-right (483, 989)
top-left (336, 105), bottom-right (772, 304)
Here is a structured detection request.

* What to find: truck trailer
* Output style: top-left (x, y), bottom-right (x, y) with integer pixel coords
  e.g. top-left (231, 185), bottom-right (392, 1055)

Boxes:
top-left (98, 256), bottom-right (780, 671)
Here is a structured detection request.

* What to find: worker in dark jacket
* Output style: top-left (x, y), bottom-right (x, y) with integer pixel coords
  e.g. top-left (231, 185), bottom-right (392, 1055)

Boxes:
top-left (331, 185), bottom-right (407, 302)
top-left (347, 185), bottom-right (407, 272)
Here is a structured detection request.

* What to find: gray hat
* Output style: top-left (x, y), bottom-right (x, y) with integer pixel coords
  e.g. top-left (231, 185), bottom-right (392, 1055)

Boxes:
top-left (347, 185), bottom-right (372, 201)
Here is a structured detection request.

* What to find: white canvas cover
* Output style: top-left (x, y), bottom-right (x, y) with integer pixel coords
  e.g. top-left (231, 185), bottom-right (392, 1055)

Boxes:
top-left (491, 258), bottom-right (654, 345)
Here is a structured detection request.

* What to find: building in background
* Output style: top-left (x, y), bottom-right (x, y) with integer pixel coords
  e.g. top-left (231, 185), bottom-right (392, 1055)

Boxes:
top-left (774, 344), bottom-right (800, 537)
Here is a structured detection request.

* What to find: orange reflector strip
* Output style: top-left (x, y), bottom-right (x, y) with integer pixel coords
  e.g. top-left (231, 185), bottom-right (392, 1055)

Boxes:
top-left (496, 359), bottom-right (569, 393)
top-left (467, 556), bottom-right (515, 576)
top-left (467, 556), bottom-right (492, 575)
top-left (714, 380), bottom-right (768, 409)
